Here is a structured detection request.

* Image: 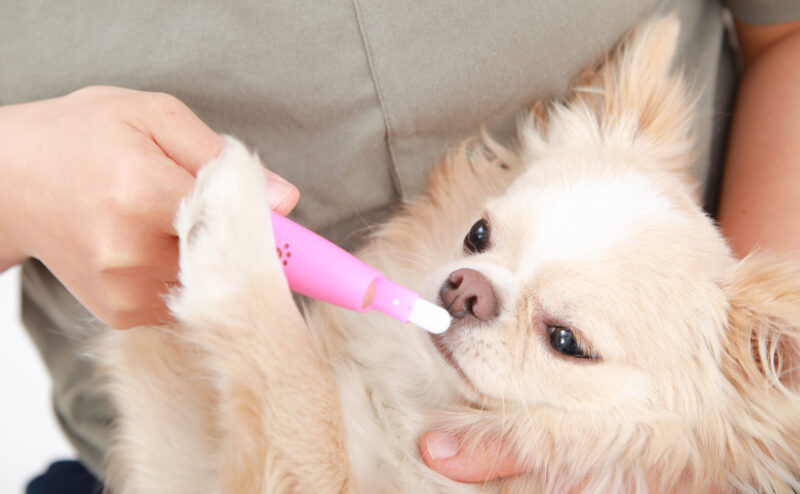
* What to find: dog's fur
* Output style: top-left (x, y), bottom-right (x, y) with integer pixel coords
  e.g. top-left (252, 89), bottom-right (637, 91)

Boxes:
top-left (93, 17), bottom-right (800, 493)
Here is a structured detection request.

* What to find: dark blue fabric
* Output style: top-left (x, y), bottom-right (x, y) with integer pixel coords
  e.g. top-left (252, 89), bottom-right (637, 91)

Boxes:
top-left (26, 460), bottom-right (103, 494)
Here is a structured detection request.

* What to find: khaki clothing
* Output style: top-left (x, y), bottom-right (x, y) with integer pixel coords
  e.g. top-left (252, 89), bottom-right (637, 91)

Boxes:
top-left (2, 0), bottom-right (799, 478)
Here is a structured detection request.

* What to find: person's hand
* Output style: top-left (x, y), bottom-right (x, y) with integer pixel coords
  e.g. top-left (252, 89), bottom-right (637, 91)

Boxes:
top-left (419, 431), bottom-right (526, 482)
top-left (0, 86), bottom-right (299, 329)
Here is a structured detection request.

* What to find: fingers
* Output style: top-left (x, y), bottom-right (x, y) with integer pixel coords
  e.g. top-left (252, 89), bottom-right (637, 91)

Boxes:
top-left (144, 92), bottom-right (225, 176)
top-left (420, 431), bottom-right (525, 483)
top-left (146, 158), bottom-right (299, 235)
top-left (145, 133), bottom-right (298, 228)
top-left (135, 91), bottom-right (299, 219)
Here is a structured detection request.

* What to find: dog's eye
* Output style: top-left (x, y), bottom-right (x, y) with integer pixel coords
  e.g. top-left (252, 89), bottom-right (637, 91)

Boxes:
top-left (548, 326), bottom-right (594, 359)
top-left (464, 219), bottom-right (490, 254)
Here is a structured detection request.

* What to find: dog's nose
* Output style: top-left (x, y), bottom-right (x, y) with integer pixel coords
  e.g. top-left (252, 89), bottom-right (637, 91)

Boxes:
top-left (439, 268), bottom-right (497, 322)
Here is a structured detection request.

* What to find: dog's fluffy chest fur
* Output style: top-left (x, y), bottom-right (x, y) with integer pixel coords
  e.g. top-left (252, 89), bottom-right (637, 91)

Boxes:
top-left (304, 302), bottom-right (467, 492)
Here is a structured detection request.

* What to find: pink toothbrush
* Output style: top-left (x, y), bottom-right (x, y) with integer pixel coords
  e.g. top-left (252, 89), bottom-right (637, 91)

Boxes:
top-left (271, 212), bottom-right (451, 334)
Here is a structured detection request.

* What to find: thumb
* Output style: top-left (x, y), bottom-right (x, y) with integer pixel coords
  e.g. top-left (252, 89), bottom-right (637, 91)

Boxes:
top-left (419, 431), bottom-right (525, 483)
top-left (143, 92), bottom-right (224, 175)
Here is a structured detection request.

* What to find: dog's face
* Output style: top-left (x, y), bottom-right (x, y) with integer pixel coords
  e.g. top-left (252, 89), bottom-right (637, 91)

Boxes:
top-left (413, 139), bottom-right (747, 494)
top-left (425, 157), bottom-right (731, 416)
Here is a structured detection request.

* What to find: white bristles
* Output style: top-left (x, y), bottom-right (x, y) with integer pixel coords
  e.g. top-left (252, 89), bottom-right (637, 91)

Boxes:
top-left (408, 299), bottom-right (451, 334)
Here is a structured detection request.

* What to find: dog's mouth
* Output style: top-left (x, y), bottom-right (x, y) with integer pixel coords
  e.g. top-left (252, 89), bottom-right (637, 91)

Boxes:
top-left (429, 291), bottom-right (476, 387)
top-left (427, 295), bottom-right (506, 407)
top-left (429, 332), bottom-right (473, 386)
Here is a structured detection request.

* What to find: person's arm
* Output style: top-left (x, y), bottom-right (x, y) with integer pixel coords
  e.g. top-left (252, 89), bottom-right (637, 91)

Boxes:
top-left (0, 86), bottom-right (299, 328)
top-left (717, 18), bottom-right (800, 259)
top-left (421, 17), bottom-right (800, 484)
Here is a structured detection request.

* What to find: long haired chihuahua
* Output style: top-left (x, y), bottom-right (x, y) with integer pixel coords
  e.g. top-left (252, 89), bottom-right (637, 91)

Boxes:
top-left (94, 16), bottom-right (800, 493)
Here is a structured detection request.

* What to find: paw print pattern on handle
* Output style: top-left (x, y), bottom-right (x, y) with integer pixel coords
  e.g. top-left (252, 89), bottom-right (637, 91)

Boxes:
top-left (276, 244), bottom-right (292, 266)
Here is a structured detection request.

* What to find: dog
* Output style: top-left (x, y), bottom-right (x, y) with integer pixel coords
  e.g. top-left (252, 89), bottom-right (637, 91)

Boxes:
top-left (93, 16), bottom-right (800, 493)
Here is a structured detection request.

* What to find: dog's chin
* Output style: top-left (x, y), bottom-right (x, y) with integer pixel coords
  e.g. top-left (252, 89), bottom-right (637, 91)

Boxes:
top-left (420, 279), bottom-right (501, 404)
top-left (429, 331), bottom-right (505, 411)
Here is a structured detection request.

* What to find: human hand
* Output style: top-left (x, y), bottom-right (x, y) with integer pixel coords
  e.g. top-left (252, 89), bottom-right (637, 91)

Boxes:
top-left (420, 431), bottom-right (527, 483)
top-left (0, 86), bottom-right (299, 328)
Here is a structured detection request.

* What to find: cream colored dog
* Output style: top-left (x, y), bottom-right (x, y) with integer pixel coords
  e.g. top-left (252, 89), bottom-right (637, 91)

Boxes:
top-left (94, 17), bottom-right (800, 493)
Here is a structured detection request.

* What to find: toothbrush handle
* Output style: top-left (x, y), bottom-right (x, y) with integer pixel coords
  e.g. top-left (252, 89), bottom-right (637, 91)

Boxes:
top-left (271, 212), bottom-right (451, 334)
top-left (270, 212), bottom-right (380, 312)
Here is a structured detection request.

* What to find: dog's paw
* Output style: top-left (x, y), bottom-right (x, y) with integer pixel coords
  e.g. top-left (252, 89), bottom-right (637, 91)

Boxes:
top-left (173, 136), bottom-right (280, 310)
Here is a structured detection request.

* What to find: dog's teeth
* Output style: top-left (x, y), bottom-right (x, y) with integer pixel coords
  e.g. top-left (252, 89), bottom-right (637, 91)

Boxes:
top-left (409, 299), bottom-right (451, 334)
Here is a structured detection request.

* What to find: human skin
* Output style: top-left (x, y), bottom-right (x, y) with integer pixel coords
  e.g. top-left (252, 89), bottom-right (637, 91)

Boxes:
top-left (0, 86), bottom-right (299, 329)
top-left (717, 19), bottom-right (800, 259)
top-left (421, 17), bottom-right (800, 483)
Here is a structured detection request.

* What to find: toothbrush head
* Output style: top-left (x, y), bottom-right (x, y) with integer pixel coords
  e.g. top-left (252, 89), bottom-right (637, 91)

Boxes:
top-left (408, 298), bottom-right (451, 334)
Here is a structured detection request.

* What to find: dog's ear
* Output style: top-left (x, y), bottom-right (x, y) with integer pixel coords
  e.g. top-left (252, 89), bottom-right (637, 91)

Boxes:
top-left (594, 15), bottom-right (695, 171)
top-left (720, 254), bottom-right (800, 488)
top-left (522, 16), bottom-right (696, 174)
top-left (723, 254), bottom-right (800, 394)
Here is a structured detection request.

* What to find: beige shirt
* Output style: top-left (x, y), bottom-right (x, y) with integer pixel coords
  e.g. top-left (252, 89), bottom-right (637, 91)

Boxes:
top-left (2, 0), bottom-right (799, 478)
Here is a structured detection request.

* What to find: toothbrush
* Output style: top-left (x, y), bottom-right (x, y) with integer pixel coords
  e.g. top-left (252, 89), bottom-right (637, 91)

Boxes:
top-left (271, 212), bottom-right (451, 334)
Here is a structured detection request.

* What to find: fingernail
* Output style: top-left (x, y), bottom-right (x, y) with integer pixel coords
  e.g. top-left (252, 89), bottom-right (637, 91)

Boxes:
top-left (426, 433), bottom-right (459, 460)
top-left (267, 178), bottom-right (296, 210)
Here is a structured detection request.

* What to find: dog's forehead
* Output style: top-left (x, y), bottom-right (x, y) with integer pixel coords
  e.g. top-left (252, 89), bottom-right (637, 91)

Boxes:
top-left (489, 164), bottom-right (680, 269)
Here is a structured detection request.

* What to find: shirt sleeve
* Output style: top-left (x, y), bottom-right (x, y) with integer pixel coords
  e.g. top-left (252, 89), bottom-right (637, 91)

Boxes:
top-left (723, 0), bottom-right (800, 25)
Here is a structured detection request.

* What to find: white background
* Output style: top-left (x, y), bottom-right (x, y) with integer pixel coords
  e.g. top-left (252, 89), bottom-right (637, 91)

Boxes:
top-left (0, 266), bottom-right (75, 494)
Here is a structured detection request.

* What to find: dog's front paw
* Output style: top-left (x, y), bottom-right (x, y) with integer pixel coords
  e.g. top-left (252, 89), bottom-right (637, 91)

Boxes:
top-left (172, 136), bottom-right (282, 315)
